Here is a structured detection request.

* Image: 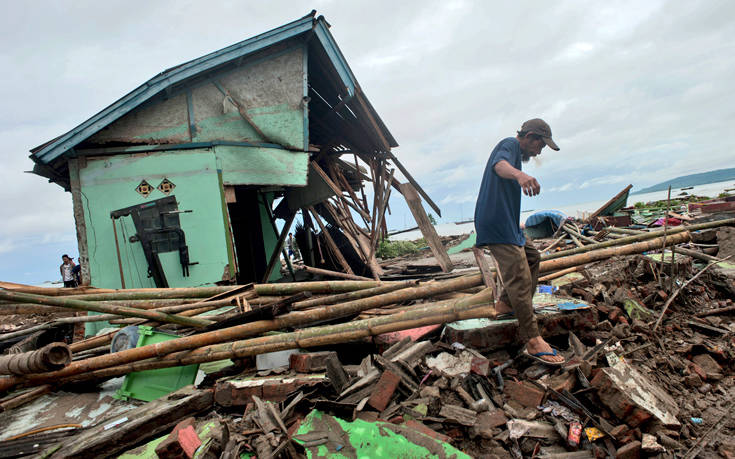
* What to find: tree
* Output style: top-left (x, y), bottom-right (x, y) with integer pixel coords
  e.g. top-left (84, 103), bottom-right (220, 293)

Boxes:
top-left (428, 213), bottom-right (437, 225)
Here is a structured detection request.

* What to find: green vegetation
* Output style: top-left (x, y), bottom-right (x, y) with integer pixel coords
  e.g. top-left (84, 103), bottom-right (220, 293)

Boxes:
top-left (719, 192), bottom-right (732, 198)
top-left (428, 213), bottom-right (437, 225)
top-left (634, 202), bottom-right (645, 208)
top-left (376, 238), bottom-right (427, 259)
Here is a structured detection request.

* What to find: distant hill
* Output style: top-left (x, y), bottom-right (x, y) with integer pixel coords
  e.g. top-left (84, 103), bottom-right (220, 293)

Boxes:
top-left (632, 168), bottom-right (735, 195)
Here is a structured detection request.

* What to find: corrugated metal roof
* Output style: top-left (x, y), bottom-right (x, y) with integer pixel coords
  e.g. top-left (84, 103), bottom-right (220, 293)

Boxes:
top-left (31, 11), bottom-right (397, 165)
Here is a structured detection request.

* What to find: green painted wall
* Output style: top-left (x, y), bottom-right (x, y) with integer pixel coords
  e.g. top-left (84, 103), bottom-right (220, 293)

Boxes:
top-left (78, 149), bottom-right (230, 288)
top-left (214, 145), bottom-right (308, 186)
top-left (87, 46), bottom-right (307, 151)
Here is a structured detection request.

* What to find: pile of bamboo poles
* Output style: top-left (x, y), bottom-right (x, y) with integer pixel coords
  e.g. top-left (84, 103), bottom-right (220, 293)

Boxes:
top-left (0, 228), bottom-right (699, 396)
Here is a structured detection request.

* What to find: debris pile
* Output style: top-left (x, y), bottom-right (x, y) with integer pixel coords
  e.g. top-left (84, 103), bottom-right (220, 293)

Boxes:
top-left (1, 212), bottom-right (735, 457)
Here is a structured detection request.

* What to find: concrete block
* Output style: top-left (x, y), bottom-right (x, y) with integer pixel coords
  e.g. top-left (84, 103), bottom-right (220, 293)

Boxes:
top-left (591, 360), bottom-right (679, 428)
top-left (443, 308), bottom-right (597, 351)
top-left (214, 374), bottom-right (325, 406)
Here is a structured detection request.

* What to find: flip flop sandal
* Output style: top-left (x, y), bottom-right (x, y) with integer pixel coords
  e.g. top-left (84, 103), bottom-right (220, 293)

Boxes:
top-left (523, 347), bottom-right (566, 366)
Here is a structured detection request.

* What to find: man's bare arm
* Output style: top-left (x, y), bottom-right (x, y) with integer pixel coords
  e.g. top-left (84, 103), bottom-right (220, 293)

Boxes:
top-left (494, 160), bottom-right (541, 196)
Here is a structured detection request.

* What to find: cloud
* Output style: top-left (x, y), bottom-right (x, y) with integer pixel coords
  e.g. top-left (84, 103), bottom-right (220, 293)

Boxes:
top-left (2, 0), bottom-right (735, 281)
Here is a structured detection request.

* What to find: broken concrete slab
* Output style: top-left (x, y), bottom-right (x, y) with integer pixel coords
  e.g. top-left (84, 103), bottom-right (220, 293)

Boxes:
top-left (591, 360), bottom-right (680, 428)
top-left (214, 373), bottom-right (326, 405)
top-left (443, 307), bottom-right (597, 350)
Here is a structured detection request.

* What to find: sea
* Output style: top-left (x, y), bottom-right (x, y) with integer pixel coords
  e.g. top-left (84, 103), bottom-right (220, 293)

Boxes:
top-left (389, 179), bottom-right (735, 241)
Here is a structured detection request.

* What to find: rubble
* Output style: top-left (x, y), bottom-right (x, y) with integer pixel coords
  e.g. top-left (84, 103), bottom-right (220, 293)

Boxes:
top-left (1, 198), bottom-right (735, 457)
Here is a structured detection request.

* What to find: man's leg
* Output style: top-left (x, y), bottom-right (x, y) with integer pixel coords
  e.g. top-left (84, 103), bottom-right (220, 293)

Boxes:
top-left (488, 242), bottom-right (563, 364)
top-left (487, 244), bottom-right (539, 342)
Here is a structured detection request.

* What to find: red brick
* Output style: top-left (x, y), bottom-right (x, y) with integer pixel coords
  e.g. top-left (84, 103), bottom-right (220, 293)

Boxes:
top-left (503, 380), bottom-right (545, 408)
top-left (367, 370), bottom-right (401, 412)
top-left (471, 357), bottom-right (490, 376)
top-left (177, 425), bottom-right (201, 459)
top-left (155, 417), bottom-right (196, 459)
top-left (403, 420), bottom-right (452, 443)
top-left (289, 351), bottom-right (336, 373)
top-left (615, 440), bottom-right (641, 459)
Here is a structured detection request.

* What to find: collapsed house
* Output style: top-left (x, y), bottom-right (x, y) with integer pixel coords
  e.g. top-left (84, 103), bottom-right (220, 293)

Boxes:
top-left (29, 11), bottom-right (447, 290)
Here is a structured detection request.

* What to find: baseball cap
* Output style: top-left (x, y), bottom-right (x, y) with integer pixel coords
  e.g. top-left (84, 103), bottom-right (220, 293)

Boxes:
top-left (521, 118), bottom-right (559, 151)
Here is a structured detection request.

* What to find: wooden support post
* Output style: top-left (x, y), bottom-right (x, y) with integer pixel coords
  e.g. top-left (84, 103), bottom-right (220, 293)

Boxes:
top-left (399, 183), bottom-right (453, 272)
top-left (67, 158), bottom-right (90, 286)
top-left (262, 213), bottom-right (296, 283)
top-left (307, 206), bottom-right (355, 275)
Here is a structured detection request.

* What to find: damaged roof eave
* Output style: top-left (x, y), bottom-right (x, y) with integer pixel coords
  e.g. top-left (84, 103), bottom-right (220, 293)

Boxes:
top-left (31, 12), bottom-right (397, 167)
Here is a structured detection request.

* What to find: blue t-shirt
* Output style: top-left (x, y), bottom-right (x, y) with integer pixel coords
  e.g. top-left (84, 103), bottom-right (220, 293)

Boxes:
top-left (474, 137), bottom-right (525, 247)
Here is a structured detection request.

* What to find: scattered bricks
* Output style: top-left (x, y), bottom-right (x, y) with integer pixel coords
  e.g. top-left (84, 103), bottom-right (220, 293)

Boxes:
top-left (692, 354), bottom-right (723, 380)
top-left (367, 370), bottom-right (401, 412)
top-left (289, 351), bottom-right (336, 373)
top-left (641, 434), bottom-right (664, 454)
top-left (471, 356), bottom-right (490, 376)
top-left (403, 420), bottom-right (452, 443)
top-left (155, 417), bottom-right (196, 459)
top-left (504, 380), bottom-right (545, 408)
top-left (615, 440), bottom-right (641, 459)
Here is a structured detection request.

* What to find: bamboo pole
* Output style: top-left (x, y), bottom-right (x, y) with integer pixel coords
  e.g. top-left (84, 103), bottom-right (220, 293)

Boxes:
top-left (0, 274), bottom-right (485, 391)
top-left (0, 343), bottom-right (72, 375)
top-left (299, 265), bottom-right (373, 281)
top-left (0, 233), bottom-right (694, 392)
top-left (45, 288), bottom-right (496, 386)
top-left (0, 290), bottom-right (213, 328)
top-left (291, 282), bottom-right (417, 310)
top-left (539, 232), bottom-right (690, 272)
top-left (254, 280), bottom-right (392, 295)
top-left (543, 218), bottom-right (735, 261)
top-left (537, 266), bottom-right (581, 282)
top-left (563, 224), bottom-right (597, 245)
top-left (52, 286), bottom-right (239, 302)
top-left (607, 227), bottom-right (645, 235)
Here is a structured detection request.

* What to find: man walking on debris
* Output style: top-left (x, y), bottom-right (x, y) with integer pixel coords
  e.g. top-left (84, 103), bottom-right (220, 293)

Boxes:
top-left (474, 118), bottom-right (564, 365)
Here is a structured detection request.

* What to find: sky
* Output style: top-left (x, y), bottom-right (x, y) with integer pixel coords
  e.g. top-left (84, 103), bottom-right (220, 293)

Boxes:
top-left (1, 0), bottom-right (734, 284)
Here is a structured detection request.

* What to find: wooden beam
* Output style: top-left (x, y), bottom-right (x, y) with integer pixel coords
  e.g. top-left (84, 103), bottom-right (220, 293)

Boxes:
top-left (388, 152), bottom-right (442, 217)
top-left (307, 206), bottom-right (355, 275)
top-left (261, 212), bottom-right (296, 283)
top-left (399, 183), bottom-right (453, 272)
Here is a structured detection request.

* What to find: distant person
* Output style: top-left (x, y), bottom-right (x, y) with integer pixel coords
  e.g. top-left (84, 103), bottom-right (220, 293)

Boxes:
top-left (72, 262), bottom-right (82, 285)
top-left (287, 232), bottom-right (300, 261)
top-left (474, 119), bottom-right (564, 365)
top-left (60, 254), bottom-right (77, 288)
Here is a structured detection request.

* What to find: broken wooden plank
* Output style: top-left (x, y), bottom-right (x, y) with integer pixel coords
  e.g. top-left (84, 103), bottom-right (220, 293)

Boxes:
top-left (307, 206), bottom-right (355, 275)
top-left (399, 183), bottom-right (453, 272)
top-left (52, 386), bottom-right (213, 458)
